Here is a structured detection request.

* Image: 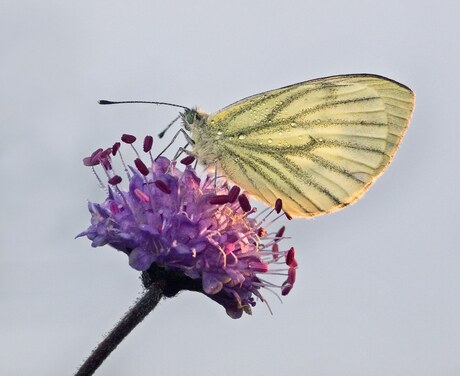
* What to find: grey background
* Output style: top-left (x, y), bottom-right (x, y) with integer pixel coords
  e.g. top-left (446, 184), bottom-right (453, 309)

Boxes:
top-left (1, 1), bottom-right (459, 375)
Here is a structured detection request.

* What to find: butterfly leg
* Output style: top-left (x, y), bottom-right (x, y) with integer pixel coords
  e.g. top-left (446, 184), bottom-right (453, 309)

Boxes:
top-left (172, 143), bottom-right (189, 161)
top-left (155, 129), bottom-right (195, 161)
top-left (211, 160), bottom-right (228, 192)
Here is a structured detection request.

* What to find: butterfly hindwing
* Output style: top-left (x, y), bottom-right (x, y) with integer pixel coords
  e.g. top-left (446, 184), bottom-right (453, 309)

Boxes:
top-left (194, 74), bottom-right (415, 217)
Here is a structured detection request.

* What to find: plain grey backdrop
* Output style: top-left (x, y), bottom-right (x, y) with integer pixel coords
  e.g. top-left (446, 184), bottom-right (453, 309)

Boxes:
top-left (1, 1), bottom-right (459, 375)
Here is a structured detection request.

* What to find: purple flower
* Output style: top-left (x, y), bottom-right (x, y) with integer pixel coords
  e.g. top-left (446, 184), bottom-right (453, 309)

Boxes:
top-left (78, 135), bottom-right (297, 318)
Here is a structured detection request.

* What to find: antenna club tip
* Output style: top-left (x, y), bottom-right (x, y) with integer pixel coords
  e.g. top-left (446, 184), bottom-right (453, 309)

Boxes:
top-left (98, 100), bottom-right (112, 105)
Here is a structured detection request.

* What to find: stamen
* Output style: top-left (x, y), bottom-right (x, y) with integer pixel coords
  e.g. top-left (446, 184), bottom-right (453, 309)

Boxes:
top-left (285, 211), bottom-right (292, 220)
top-left (272, 243), bottom-right (279, 260)
top-left (255, 198), bottom-right (284, 228)
top-left (253, 283), bottom-right (283, 304)
top-left (121, 134), bottom-right (136, 144)
top-left (257, 227), bottom-right (267, 237)
top-left (83, 148), bottom-right (103, 166)
top-left (286, 247), bottom-right (298, 267)
top-left (253, 206), bottom-right (271, 220)
top-left (108, 175), bottom-right (122, 185)
top-left (180, 155), bottom-right (195, 165)
top-left (134, 158), bottom-right (149, 176)
top-left (281, 281), bottom-right (293, 296)
top-left (281, 266), bottom-right (297, 296)
top-left (100, 147), bottom-right (112, 159)
top-left (83, 156), bottom-right (99, 167)
top-left (217, 246), bottom-right (227, 268)
top-left (91, 148), bottom-right (103, 159)
top-left (275, 226), bottom-right (286, 241)
top-left (228, 186), bottom-right (241, 203)
top-left (263, 212), bottom-right (287, 229)
top-left (116, 149), bottom-right (131, 179)
top-left (143, 136), bottom-right (154, 164)
top-left (112, 142), bottom-right (121, 156)
top-left (249, 262), bottom-right (269, 273)
top-left (238, 194), bottom-right (251, 212)
top-left (287, 266), bottom-right (296, 284)
top-left (242, 207), bottom-right (257, 218)
top-left (275, 198), bottom-right (283, 213)
top-left (143, 135), bottom-right (153, 152)
top-left (91, 166), bottom-right (106, 191)
top-left (259, 233), bottom-right (292, 250)
top-left (154, 180), bottom-right (171, 194)
top-left (100, 157), bottom-right (112, 170)
top-left (99, 148), bottom-right (112, 170)
top-left (121, 134), bottom-right (141, 159)
top-left (209, 195), bottom-right (230, 205)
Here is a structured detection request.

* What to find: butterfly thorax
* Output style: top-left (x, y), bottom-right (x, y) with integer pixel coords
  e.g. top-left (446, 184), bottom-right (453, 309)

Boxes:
top-left (182, 108), bottom-right (221, 166)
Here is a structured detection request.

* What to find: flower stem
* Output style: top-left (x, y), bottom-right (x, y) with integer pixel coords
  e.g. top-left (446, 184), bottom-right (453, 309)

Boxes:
top-left (75, 284), bottom-right (163, 376)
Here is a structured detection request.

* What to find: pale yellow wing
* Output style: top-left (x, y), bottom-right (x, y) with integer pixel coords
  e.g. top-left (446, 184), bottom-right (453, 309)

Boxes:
top-left (204, 74), bottom-right (415, 217)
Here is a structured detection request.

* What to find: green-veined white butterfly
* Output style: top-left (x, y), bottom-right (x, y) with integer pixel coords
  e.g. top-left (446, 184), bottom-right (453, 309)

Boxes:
top-left (180, 74), bottom-right (414, 217)
top-left (102, 74), bottom-right (415, 218)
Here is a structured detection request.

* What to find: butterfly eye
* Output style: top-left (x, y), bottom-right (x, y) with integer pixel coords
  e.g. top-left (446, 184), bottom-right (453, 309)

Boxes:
top-left (195, 113), bottom-right (202, 122)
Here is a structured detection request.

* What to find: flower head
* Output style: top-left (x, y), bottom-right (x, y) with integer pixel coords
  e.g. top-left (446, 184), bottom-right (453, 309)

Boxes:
top-left (78, 135), bottom-right (297, 318)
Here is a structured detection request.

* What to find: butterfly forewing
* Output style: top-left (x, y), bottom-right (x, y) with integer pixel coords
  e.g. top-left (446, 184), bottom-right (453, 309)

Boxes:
top-left (195, 74), bottom-right (415, 217)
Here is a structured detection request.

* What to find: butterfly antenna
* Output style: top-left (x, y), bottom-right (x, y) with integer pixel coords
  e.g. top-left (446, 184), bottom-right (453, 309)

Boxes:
top-left (98, 100), bottom-right (190, 139)
top-left (98, 100), bottom-right (189, 111)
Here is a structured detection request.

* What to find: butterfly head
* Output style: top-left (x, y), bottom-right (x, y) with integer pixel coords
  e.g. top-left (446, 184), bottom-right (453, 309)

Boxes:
top-left (181, 108), bottom-right (208, 131)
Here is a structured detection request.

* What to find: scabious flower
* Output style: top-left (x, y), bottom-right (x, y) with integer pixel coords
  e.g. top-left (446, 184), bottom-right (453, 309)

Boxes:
top-left (78, 134), bottom-right (297, 318)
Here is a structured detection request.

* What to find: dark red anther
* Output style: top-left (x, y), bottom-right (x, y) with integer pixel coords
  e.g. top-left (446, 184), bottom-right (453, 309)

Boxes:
top-left (281, 279), bottom-right (293, 296)
top-left (91, 148), bottom-right (103, 157)
top-left (154, 180), bottom-right (171, 194)
top-left (285, 211), bottom-right (292, 220)
top-left (257, 227), bottom-right (267, 237)
top-left (112, 142), bottom-right (121, 156)
top-left (286, 247), bottom-right (298, 267)
top-left (275, 198), bottom-right (283, 213)
top-left (108, 175), bottom-right (122, 185)
top-left (249, 261), bottom-right (269, 273)
top-left (121, 134), bottom-right (136, 144)
top-left (287, 266), bottom-right (296, 284)
top-left (83, 156), bottom-right (99, 166)
top-left (209, 195), bottom-right (230, 205)
top-left (100, 147), bottom-right (112, 159)
top-left (180, 155), bottom-right (196, 165)
top-left (134, 158), bottom-right (149, 176)
top-left (96, 148), bottom-right (112, 170)
top-left (275, 226), bottom-right (286, 241)
top-left (143, 136), bottom-right (153, 152)
top-left (281, 267), bottom-right (296, 296)
top-left (228, 186), bottom-right (241, 203)
top-left (238, 194), bottom-right (251, 212)
top-left (101, 157), bottom-right (112, 170)
top-left (281, 284), bottom-right (292, 296)
top-left (272, 243), bottom-right (279, 260)
top-left (83, 148), bottom-right (103, 166)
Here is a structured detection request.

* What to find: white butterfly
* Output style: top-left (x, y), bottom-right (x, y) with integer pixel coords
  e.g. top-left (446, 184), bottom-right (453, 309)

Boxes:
top-left (182, 74), bottom-right (415, 217)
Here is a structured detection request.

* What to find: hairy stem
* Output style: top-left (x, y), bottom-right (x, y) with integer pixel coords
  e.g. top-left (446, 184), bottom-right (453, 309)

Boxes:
top-left (75, 285), bottom-right (163, 376)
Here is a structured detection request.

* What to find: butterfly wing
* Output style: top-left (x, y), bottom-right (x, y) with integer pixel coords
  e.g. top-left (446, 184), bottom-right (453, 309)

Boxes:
top-left (202, 74), bottom-right (415, 217)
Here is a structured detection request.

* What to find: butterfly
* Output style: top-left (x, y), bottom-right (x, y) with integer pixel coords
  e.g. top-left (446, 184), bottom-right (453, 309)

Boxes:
top-left (180, 74), bottom-right (415, 218)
